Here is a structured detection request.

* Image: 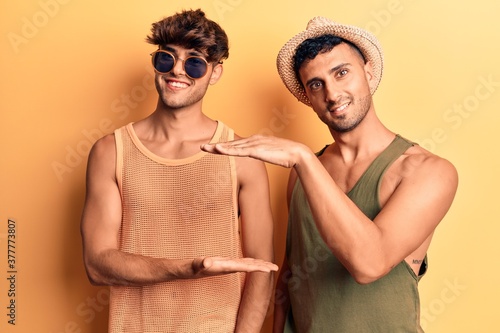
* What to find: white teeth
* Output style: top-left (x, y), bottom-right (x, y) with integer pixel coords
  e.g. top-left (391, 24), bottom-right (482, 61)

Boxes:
top-left (168, 81), bottom-right (188, 88)
top-left (336, 103), bottom-right (349, 112)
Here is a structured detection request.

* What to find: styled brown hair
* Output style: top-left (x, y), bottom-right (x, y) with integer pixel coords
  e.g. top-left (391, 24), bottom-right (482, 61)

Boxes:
top-left (146, 9), bottom-right (229, 63)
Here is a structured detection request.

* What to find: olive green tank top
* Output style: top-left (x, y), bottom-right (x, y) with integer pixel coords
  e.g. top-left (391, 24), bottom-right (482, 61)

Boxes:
top-left (284, 135), bottom-right (426, 333)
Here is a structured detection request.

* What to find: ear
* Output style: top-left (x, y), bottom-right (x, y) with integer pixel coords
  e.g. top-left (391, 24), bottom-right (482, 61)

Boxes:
top-left (209, 63), bottom-right (223, 85)
top-left (363, 61), bottom-right (376, 91)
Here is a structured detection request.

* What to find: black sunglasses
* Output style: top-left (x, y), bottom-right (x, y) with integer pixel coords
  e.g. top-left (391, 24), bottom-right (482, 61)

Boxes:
top-left (150, 50), bottom-right (211, 79)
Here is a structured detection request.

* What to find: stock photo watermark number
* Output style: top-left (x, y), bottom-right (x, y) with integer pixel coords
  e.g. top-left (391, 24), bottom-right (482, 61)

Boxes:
top-left (5, 219), bottom-right (17, 325)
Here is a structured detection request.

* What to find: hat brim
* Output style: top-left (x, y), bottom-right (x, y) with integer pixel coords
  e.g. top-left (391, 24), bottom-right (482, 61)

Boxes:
top-left (277, 18), bottom-right (384, 106)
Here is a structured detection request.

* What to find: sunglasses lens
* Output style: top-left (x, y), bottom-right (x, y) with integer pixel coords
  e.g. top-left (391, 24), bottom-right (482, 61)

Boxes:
top-left (153, 52), bottom-right (175, 73)
top-left (184, 57), bottom-right (207, 79)
top-left (152, 51), bottom-right (209, 79)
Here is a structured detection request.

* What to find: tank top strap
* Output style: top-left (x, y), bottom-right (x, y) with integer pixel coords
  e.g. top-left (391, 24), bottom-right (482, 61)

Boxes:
top-left (113, 126), bottom-right (128, 194)
top-left (348, 135), bottom-right (414, 219)
top-left (217, 121), bottom-right (234, 142)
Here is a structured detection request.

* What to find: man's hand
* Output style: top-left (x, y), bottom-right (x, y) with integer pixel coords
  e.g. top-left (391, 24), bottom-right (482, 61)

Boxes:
top-left (201, 134), bottom-right (309, 168)
top-left (191, 257), bottom-right (278, 278)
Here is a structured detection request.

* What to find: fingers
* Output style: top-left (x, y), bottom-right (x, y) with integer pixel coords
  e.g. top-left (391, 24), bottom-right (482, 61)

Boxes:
top-left (200, 143), bottom-right (216, 153)
top-left (201, 142), bottom-right (252, 157)
top-left (248, 258), bottom-right (279, 272)
top-left (216, 257), bottom-right (279, 273)
top-left (256, 261), bottom-right (279, 272)
top-left (194, 257), bottom-right (279, 276)
top-left (201, 143), bottom-right (228, 155)
top-left (201, 257), bottom-right (213, 269)
top-left (201, 135), bottom-right (266, 154)
top-left (234, 258), bottom-right (279, 273)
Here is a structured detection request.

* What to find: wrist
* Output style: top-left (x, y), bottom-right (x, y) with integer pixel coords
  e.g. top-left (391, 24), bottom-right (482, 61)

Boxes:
top-left (293, 144), bottom-right (315, 170)
top-left (164, 258), bottom-right (196, 280)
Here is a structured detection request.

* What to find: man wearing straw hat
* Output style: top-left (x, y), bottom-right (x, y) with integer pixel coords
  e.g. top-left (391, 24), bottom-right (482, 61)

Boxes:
top-left (203, 16), bottom-right (458, 332)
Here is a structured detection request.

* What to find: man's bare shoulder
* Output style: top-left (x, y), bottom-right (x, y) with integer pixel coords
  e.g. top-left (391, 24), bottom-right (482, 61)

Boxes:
top-left (232, 133), bottom-right (269, 183)
top-left (86, 133), bottom-right (117, 180)
top-left (401, 144), bottom-right (457, 180)
top-left (377, 142), bottom-right (458, 241)
top-left (89, 133), bottom-right (116, 161)
top-left (392, 144), bottom-right (459, 205)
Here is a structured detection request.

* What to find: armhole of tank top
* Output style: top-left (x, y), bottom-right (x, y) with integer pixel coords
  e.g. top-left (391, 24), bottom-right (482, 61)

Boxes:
top-left (114, 128), bottom-right (123, 195)
top-left (375, 137), bottom-right (414, 209)
top-left (402, 259), bottom-right (420, 282)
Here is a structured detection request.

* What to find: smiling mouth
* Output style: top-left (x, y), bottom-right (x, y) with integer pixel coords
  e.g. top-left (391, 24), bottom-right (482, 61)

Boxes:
top-left (166, 79), bottom-right (189, 89)
top-left (330, 102), bottom-right (350, 113)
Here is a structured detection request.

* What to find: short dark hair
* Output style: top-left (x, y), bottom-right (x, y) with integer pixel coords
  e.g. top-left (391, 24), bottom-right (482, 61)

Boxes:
top-left (293, 34), bottom-right (366, 87)
top-left (146, 9), bottom-right (229, 63)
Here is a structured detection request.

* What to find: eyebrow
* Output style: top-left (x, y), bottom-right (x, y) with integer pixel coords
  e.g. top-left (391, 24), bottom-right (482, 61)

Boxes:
top-left (162, 45), bottom-right (204, 57)
top-left (304, 62), bottom-right (352, 87)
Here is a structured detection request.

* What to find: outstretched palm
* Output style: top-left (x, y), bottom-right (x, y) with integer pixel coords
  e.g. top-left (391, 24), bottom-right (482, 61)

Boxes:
top-left (201, 134), bottom-right (308, 168)
top-left (192, 257), bottom-right (278, 278)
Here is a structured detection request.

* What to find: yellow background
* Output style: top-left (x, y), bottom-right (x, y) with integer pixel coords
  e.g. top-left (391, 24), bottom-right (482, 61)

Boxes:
top-left (1, 0), bottom-right (499, 332)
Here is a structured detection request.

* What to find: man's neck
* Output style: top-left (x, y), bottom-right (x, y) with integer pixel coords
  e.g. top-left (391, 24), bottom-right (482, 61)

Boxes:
top-left (329, 112), bottom-right (395, 164)
top-left (135, 99), bottom-right (215, 143)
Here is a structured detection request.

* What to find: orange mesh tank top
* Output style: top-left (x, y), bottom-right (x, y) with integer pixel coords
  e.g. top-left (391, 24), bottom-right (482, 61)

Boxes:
top-left (109, 121), bottom-right (244, 333)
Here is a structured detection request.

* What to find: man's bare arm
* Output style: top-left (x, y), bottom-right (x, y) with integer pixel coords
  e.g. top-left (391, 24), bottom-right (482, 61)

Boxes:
top-left (202, 135), bottom-right (458, 284)
top-left (233, 153), bottom-right (276, 333)
top-left (81, 135), bottom-right (277, 287)
top-left (273, 257), bottom-right (291, 333)
top-left (272, 169), bottom-right (298, 332)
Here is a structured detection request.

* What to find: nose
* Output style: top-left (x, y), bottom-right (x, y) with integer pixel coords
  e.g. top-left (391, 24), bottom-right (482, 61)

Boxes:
top-left (324, 80), bottom-right (342, 104)
top-left (171, 57), bottom-right (186, 76)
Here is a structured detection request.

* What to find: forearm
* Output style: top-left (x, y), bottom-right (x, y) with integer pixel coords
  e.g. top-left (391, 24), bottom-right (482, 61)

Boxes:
top-left (85, 248), bottom-right (193, 286)
top-left (293, 150), bottom-right (383, 277)
top-left (235, 271), bottom-right (274, 333)
top-left (273, 269), bottom-right (291, 333)
top-left (272, 300), bottom-right (288, 333)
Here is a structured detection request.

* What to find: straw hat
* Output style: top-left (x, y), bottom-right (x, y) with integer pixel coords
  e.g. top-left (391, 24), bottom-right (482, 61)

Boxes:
top-left (276, 16), bottom-right (384, 106)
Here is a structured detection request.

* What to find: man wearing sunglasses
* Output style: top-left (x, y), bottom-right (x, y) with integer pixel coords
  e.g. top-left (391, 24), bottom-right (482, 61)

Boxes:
top-left (81, 9), bottom-right (277, 333)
